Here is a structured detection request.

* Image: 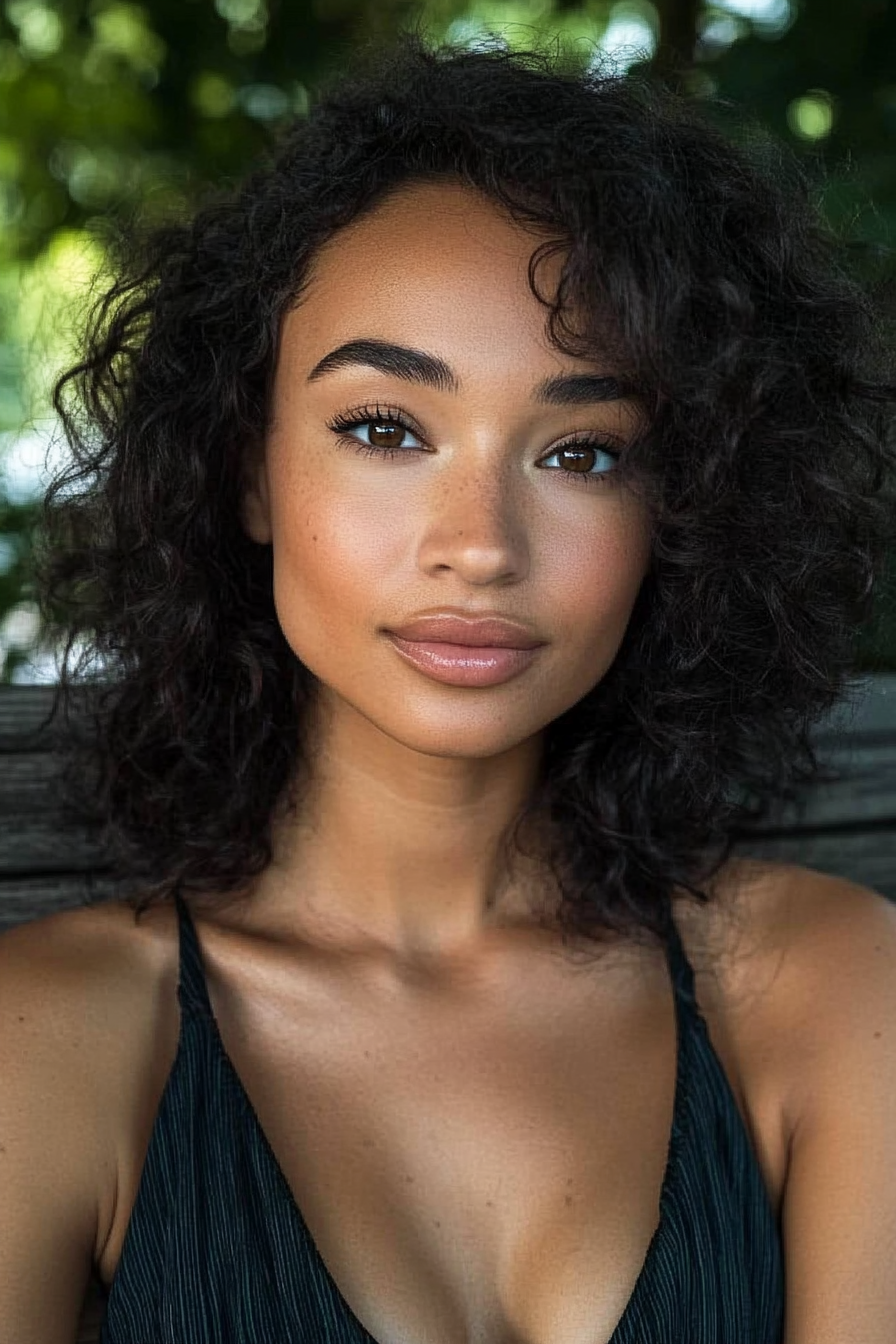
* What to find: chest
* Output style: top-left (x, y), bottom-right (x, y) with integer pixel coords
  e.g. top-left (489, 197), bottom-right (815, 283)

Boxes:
top-left (105, 930), bottom-right (788, 1344)
top-left (231, 966), bottom-right (677, 1343)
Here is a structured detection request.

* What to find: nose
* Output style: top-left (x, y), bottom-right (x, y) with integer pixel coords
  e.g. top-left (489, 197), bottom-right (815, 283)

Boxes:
top-left (416, 453), bottom-right (530, 587)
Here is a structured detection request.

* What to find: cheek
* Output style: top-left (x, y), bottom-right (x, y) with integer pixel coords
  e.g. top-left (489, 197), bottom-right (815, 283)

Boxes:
top-left (267, 474), bottom-right (399, 654)
top-left (545, 504), bottom-right (651, 641)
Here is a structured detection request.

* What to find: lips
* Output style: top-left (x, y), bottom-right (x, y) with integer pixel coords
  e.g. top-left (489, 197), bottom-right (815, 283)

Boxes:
top-left (385, 635), bottom-right (542, 687)
top-left (385, 615), bottom-right (543, 648)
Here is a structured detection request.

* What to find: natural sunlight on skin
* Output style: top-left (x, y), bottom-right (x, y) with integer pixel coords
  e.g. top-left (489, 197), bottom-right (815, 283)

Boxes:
top-left (238, 178), bottom-right (654, 970)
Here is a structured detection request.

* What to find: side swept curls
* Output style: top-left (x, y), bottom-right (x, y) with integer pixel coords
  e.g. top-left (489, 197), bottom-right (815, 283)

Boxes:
top-left (33, 31), bottom-right (896, 951)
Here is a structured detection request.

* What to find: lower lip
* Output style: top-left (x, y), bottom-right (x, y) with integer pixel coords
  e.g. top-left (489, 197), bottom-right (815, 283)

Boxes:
top-left (386, 635), bottom-right (542, 686)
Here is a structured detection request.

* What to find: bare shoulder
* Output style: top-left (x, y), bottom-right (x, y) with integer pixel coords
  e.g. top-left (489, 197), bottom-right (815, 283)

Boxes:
top-left (0, 893), bottom-right (178, 997)
top-left (750, 860), bottom-right (896, 1100)
top-left (674, 856), bottom-right (896, 1137)
top-left (0, 896), bottom-right (182, 1269)
top-left (0, 896), bottom-right (181, 1069)
top-left (673, 854), bottom-right (895, 984)
top-left (695, 856), bottom-right (896, 1000)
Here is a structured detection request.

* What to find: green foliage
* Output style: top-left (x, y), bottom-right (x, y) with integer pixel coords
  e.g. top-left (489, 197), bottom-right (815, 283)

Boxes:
top-left (1, 0), bottom-right (895, 678)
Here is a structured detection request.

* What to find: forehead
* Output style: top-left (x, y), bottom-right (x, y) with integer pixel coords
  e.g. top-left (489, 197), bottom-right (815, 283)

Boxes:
top-left (289, 179), bottom-right (567, 358)
top-left (312, 177), bottom-right (555, 276)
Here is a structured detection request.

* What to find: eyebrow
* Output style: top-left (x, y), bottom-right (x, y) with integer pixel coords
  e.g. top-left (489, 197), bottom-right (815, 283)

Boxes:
top-left (306, 338), bottom-right (636, 405)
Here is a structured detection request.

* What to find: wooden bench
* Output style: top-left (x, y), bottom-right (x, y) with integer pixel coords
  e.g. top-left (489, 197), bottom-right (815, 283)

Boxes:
top-left (1, 676), bottom-right (895, 1340)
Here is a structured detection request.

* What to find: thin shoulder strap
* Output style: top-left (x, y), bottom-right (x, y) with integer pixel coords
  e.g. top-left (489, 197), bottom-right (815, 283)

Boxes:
top-left (173, 886), bottom-right (215, 1022)
top-left (664, 910), bottom-right (702, 1022)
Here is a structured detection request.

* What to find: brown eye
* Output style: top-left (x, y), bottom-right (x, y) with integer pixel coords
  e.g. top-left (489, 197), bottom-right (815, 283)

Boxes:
top-left (327, 406), bottom-right (424, 456)
top-left (368, 422), bottom-right (405, 448)
top-left (542, 438), bottom-right (621, 486)
top-left (557, 447), bottom-right (594, 474)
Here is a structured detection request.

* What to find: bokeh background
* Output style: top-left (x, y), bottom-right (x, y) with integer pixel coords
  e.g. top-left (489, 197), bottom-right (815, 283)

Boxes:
top-left (1, 0), bottom-right (895, 683)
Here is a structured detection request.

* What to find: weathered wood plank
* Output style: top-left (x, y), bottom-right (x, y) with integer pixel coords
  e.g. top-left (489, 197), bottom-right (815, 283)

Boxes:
top-left (0, 684), bottom-right (84, 750)
top-left (0, 751), bottom-right (80, 815)
top-left (757, 738), bottom-right (896, 829)
top-left (813, 674), bottom-right (896, 738)
top-left (0, 818), bottom-right (108, 872)
top-left (0, 751), bottom-right (109, 872)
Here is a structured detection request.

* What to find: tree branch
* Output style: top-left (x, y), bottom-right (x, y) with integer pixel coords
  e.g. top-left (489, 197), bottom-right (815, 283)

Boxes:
top-left (651, 0), bottom-right (701, 88)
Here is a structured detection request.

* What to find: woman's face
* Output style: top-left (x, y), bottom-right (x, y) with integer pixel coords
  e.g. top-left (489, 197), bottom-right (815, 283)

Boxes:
top-left (241, 178), bottom-right (653, 763)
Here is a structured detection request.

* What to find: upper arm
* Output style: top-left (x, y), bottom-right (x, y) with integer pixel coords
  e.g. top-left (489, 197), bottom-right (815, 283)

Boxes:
top-left (779, 875), bottom-right (896, 1344)
top-left (0, 914), bottom-right (111, 1344)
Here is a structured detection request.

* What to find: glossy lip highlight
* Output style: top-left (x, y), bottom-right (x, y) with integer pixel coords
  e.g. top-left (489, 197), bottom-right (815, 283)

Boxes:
top-left (385, 634), bottom-right (542, 687)
top-left (384, 612), bottom-right (545, 649)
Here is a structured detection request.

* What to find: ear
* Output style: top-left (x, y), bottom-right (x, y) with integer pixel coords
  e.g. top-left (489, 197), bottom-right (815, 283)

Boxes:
top-left (239, 453), bottom-right (273, 544)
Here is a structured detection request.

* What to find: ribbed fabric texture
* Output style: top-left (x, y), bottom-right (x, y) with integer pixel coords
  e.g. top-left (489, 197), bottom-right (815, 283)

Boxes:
top-left (98, 891), bottom-right (785, 1344)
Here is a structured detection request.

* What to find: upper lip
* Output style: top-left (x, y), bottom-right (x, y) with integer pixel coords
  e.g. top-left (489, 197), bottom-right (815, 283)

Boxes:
top-left (386, 612), bottom-right (545, 648)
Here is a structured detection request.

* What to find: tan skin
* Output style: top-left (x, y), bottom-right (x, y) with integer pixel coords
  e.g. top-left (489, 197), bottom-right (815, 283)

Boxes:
top-left (3, 178), bottom-right (896, 1344)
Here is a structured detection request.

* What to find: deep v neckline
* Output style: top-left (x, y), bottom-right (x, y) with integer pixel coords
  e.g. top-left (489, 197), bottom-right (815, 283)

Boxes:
top-left (174, 893), bottom-right (691, 1344)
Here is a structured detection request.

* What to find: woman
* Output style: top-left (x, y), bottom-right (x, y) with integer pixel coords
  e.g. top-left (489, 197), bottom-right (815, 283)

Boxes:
top-left (2, 29), bottom-right (895, 1344)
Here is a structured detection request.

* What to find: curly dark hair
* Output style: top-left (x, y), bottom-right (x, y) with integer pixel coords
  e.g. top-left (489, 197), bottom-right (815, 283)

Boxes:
top-left (32, 29), bottom-right (896, 954)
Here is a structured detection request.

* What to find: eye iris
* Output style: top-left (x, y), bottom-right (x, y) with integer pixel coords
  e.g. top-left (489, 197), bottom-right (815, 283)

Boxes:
top-left (560, 446), bottom-right (594, 473)
top-left (369, 422), bottom-right (403, 447)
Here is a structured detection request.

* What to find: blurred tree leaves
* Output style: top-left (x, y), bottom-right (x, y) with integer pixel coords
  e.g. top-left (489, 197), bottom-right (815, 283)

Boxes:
top-left (0, 0), bottom-right (895, 678)
top-left (0, 0), bottom-right (361, 267)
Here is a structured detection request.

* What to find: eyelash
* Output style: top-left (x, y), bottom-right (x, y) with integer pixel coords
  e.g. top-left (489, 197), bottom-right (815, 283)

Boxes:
top-left (325, 402), bottom-right (622, 488)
